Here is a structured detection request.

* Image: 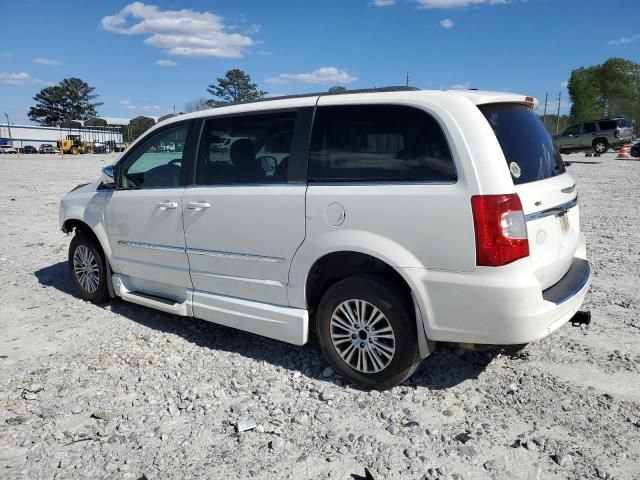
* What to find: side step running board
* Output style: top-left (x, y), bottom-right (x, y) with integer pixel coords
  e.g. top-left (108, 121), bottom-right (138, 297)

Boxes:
top-left (112, 274), bottom-right (190, 316)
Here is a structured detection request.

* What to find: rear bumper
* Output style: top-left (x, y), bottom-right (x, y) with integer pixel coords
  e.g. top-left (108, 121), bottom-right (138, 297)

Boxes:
top-left (403, 237), bottom-right (591, 345)
top-left (542, 257), bottom-right (590, 304)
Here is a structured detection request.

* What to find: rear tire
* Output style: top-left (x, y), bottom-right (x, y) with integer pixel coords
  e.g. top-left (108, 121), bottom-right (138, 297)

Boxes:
top-left (68, 232), bottom-right (110, 304)
top-left (592, 139), bottom-right (608, 154)
top-left (316, 275), bottom-right (420, 390)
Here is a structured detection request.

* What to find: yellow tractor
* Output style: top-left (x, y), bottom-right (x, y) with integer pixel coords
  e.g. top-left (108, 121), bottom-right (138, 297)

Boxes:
top-left (57, 135), bottom-right (87, 155)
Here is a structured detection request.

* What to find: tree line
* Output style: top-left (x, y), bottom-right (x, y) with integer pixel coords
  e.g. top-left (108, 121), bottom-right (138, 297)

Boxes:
top-left (543, 57), bottom-right (639, 135)
top-left (27, 58), bottom-right (639, 138)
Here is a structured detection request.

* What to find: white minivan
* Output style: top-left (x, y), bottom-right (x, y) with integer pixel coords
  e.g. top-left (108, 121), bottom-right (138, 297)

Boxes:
top-left (59, 87), bottom-right (591, 389)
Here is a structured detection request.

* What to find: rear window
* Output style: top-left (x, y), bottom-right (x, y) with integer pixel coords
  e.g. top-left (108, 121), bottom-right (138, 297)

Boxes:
top-left (309, 105), bottom-right (456, 182)
top-left (614, 118), bottom-right (632, 128)
top-left (480, 104), bottom-right (565, 185)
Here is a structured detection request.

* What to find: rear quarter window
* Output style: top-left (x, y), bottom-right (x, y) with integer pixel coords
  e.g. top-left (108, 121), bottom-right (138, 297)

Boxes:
top-left (309, 105), bottom-right (456, 182)
top-left (598, 120), bottom-right (616, 130)
top-left (480, 104), bottom-right (565, 185)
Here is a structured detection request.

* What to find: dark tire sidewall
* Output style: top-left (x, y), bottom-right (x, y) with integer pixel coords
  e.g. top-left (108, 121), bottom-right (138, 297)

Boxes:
top-left (68, 233), bottom-right (109, 303)
top-left (316, 275), bottom-right (420, 390)
top-left (593, 140), bottom-right (607, 154)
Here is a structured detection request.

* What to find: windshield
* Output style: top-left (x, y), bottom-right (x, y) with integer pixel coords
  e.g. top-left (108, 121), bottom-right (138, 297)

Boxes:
top-left (480, 104), bottom-right (565, 185)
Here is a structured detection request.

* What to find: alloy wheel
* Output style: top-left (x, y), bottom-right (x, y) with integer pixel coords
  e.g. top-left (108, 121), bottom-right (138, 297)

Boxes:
top-left (73, 245), bottom-right (99, 294)
top-left (329, 299), bottom-right (396, 373)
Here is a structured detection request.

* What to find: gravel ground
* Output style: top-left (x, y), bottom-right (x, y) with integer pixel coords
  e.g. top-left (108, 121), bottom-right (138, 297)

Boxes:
top-left (1, 152), bottom-right (639, 480)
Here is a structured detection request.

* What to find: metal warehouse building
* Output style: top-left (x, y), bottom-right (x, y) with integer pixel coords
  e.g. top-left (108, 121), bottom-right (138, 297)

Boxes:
top-left (0, 115), bottom-right (175, 150)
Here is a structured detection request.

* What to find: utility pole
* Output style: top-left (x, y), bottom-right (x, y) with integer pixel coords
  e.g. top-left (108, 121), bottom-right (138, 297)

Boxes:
top-left (555, 91), bottom-right (561, 134)
top-left (3, 113), bottom-right (13, 146)
top-left (542, 92), bottom-right (548, 127)
top-left (405, 72), bottom-right (411, 87)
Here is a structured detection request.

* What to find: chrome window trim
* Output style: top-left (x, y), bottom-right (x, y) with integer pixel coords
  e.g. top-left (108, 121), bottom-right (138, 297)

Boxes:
top-left (307, 180), bottom-right (458, 186)
top-left (524, 196), bottom-right (578, 222)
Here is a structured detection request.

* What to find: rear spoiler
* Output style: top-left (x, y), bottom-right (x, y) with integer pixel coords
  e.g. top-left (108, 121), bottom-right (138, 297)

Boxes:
top-left (446, 90), bottom-right (539, 110)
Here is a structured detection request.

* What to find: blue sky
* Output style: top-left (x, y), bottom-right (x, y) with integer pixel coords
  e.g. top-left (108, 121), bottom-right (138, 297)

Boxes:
top-left (1, 0), bottom-right (638, 125)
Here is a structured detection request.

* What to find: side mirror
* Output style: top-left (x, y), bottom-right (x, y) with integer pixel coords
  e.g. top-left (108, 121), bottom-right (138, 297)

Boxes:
top-left (101, 165), bottom-right (115, 188)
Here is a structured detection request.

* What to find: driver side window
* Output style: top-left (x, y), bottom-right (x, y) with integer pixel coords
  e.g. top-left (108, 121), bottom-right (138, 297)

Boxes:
top-left (119, 124), bottom-right (189, 189)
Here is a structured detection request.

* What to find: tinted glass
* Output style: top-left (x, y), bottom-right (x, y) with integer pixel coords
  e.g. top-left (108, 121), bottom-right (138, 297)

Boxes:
top-left (614, 118), bottom-right (632, 128)
top-left (120, 124), bottom-right (189, 189)
top-left (583, 122), bottom-right (596, 133)
top-left (309, 105), bottom-right (456, 182)
top-left (598, 120), bottom-right (616, 130)
top-left (195, 112), bottom-right (296, 185)
top-left (564, 124), bottom-right (581, 135)
top-left (481, 104), bottom-right (565, 185)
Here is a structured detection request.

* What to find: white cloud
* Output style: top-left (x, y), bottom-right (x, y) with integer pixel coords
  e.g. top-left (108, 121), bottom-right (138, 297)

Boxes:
top-left (608, 34), bottom-right (639, 46)
top-left (120, 99), bottom-right (136, 110)
top-left (560, 81), bottom-right (568, 88)
top-left (156, 59), bottom-right (177, 67)
top-left (440, 18), bottom-right (455, 29)
top-left (119, 99), bottom-right (165, 114)
top-left (417, 0), bottom-right (508, 8)
top-left (267, 67), bottom-right (357, 85)
top-left (32, 57), bottom-right (60, 66)
top-left (449, 81), bottom-right (472, 89)
top-left (373, 0), bottom-right (396, 6)
top-left (0, 72), bottom-right (34, 85)
top-left (101, 2), bottom-right (256, 58)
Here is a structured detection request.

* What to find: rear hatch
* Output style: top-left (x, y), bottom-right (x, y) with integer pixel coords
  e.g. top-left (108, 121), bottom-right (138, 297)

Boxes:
top-left (480, 103), bottom-right (580, 290)
top-left (614, 118), bottom-right (634, 141)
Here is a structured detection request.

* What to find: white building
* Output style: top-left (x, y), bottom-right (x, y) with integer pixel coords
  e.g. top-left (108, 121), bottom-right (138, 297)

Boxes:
top-left (0, 123), bottom-right (123, 150)
top-left (0, 115), bottom-right (175, 150)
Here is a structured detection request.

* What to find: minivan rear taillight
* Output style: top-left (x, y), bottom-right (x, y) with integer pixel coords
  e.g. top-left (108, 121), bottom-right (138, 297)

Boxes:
top-left (471, 194), bottom-right (529, 266)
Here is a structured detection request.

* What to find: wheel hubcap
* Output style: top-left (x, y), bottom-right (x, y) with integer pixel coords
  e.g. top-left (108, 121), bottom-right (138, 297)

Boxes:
top-left (73, 245), bottom-right (99, 294)
top-left (330, 299), bottom-right (396, 374)
top-left (595, 143), bottom-right (605, 153)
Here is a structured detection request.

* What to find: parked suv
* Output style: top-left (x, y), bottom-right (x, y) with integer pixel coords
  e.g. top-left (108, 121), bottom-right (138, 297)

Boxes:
top-left (0, 145), bottom-right (17, 154)
top-left (21, 145), bottom-right (38, 154)
top-left (554, 117), bottom-right (633, 154)
top-left (39, 144), bottom-right (57, 154)
top-left (59, 88), bottom-right (591, 389)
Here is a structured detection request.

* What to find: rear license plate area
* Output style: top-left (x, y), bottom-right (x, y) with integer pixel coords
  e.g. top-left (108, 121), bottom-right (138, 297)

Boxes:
top-left (558, 212), bottom-right (570, 233)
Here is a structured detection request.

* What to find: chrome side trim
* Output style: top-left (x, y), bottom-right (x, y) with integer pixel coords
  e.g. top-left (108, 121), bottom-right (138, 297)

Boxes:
top-left (117, 240), bottom-right (285, 263)
top-left (525, 196), bottom-right (578, 222)
top-left (186, 247), bottom-right (285, 263)
top-left (117, 240), bottom-right (186, 253)
top-left (190, 269), bottom-right (285, 287)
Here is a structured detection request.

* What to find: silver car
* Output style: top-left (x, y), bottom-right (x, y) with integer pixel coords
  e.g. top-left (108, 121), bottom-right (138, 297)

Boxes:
top-left (554, 118), bottom-right (633, 154)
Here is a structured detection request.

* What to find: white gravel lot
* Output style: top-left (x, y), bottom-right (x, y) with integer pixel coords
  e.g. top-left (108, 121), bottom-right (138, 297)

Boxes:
top-left (1, 152), bottom-right (639, 480)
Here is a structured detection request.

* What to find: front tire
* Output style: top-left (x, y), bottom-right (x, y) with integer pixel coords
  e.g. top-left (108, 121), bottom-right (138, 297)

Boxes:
top-left (68, 232), bottom-right (109, 303)
top-left (316, 275), bottom-right (420, 390)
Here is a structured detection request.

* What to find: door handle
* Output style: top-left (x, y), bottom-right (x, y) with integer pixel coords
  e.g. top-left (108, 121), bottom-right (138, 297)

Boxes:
top-left (187, 201), bottom-right (211, 210)
top-left (157, 201), bottom-right (178, 210)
